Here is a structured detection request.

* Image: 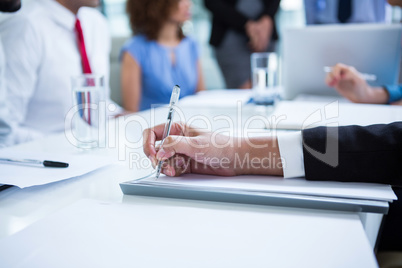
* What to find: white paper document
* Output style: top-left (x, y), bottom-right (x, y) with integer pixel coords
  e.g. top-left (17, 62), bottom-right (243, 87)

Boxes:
top-left (272, 100), bottom-right (401, 129)
top-left (0, 150), bottom-right (113, 188)
top-left (140, 174), bottom-right (397, 202)
top-left (179, 89), bottom-right (252, 108)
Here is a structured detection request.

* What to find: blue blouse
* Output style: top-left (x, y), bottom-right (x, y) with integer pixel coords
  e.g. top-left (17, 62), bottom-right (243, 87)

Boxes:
top-left (121, 35), bottom-right (200, 111)
top-left (385, 85), bottom-right (402, 103)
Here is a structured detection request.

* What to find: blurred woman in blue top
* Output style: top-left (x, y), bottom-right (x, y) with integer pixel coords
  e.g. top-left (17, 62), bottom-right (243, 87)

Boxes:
top-left (120, 0), bottom-right (205, 112)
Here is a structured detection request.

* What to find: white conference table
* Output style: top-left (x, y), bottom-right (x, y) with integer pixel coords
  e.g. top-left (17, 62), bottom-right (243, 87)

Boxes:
top-left (0, 91), bottom-right (400, 267)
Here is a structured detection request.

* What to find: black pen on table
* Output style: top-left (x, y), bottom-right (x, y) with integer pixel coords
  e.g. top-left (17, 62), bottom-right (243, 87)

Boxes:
top-left (0, 158), bottom-right (69, 168)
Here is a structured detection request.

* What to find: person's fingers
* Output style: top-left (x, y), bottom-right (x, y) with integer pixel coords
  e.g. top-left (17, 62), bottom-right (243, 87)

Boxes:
top-left (255, 39), bottom-right (263, 52)
top-left (338, 67), bottom-right (364, 83)
top-left (325, 72), bottom-right (337, 87)
top-left (156, 135), bottom-right (205, 161)
top-left (160, 165), bottom-right (174, 177)
top-left (331, 63), bottom-right (350, 81)
top-left (143, 122), bottom-right (186, 165)
top-left (172, 155), bottom-right (192, 176)
top-left (144, 122), bottom-right (186, 144)
top-left (245, 22), bottom-right (256, 39)
top-left (159, 155), bottom-right (191, 177)
top-left (327, 64), bottom-right (365, 90)
top-left (333, 63), bottom-right (362, 81)
top-left (143, 127), bottom-right (158, 166)
top-left (250, 34), bottom-right (263, 52)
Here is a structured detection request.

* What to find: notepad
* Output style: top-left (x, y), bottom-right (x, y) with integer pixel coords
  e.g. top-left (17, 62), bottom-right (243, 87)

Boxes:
top-left (120, 174), bottom-right (396, 213)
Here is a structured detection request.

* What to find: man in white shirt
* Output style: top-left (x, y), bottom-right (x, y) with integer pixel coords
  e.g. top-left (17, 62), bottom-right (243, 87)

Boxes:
top-left (0, 0), bottom-right (113, 146)
top-left (0, 0), bottom-right (21, 147)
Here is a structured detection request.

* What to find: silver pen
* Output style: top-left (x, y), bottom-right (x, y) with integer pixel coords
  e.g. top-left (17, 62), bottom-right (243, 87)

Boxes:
top-left (323, 66), bottom-right (377, 81)
top-left (155, 85), bottom-right (181, 179)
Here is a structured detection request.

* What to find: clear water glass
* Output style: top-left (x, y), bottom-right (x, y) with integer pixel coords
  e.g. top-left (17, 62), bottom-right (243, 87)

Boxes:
top-left (251, 52), bottom-right (279, 106)
top-left (71, 75), bottom-right (106, 149)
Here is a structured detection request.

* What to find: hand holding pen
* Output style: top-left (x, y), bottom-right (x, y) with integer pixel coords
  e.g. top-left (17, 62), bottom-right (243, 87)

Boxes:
top-left (324, 63), bottom-right (388, 104)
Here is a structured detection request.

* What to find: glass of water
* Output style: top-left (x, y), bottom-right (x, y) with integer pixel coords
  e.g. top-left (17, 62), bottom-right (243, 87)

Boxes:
top-left (251, 52), bottom-right (279, 106)
top-left (71, 74), bottom-right (106, 149)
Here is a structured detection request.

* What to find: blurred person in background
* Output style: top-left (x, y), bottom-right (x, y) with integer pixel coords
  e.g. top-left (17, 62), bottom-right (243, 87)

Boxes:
top-left (204, 0), bottom-right (280, 89)
top-left (324, 0), bottom-right (402, 106)
top-left (0, 0), bottom-right (21, 147)
top-left (120, 0), bottom-right (205, 112)
top-left (0, 0), bottom-right (118, 147)
top-left (305, 0), bottom-right (401, 85)
top-left (304, 0), bottom-right (392, 25)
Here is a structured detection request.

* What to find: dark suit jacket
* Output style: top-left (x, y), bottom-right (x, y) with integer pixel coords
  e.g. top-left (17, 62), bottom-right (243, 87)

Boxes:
top-left (204, 0), bottom-right (280, 47)
top-left (302, 121), bottom-right (402, 250)
top-left (302, 122), bottom-right (402, 185)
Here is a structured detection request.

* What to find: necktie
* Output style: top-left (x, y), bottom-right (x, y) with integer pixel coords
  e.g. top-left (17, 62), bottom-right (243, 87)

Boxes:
top-left (75, 18), bottom-right (92, 74)
top-left (75, 18), bottom-right (92, 124)
top-left (337, 0), bottom-right (352, 23)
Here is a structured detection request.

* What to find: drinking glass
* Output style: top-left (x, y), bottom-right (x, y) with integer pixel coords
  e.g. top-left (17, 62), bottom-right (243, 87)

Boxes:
top-left (71, 74), bottom-right (106, 149)
top-left (251, 52), bottom-right (279, 106)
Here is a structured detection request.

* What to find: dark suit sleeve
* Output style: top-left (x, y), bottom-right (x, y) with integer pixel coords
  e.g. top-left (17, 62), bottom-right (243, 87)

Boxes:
top-left (260, 0), bottom-right (281, 19)
top-left (302, 122), bottom-right (402, 186)
top-left (204, 0), bottom-right (249, 32)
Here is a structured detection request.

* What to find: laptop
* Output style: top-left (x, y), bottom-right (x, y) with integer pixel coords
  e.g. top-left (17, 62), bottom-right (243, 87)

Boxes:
top-left (282, 24), bottom-right (402, 100)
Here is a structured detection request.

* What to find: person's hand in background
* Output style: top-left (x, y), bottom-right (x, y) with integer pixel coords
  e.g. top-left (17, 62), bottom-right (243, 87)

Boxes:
top-left (325, 63), bottom-right (389, 104)
top-left (246, 15), bottom-right (273, 52)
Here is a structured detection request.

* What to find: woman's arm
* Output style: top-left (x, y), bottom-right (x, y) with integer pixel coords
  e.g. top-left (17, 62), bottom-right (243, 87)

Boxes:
top-left (121, 52), bottom-right (142, 112)
top-left (196, 61), bottom-right (206, 92)
top-left (325, 63), bottom-right (389, 104)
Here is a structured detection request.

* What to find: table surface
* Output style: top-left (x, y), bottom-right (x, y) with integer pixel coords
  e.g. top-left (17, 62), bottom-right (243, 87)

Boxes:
top-left (0, 198), bottom-right (378, 268)
top-left (1, 93), bottom-right (398, 267)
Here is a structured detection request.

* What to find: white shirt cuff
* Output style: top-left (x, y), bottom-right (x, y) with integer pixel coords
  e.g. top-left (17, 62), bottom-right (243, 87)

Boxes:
top-left (277, 131), bottom-right (305, 178)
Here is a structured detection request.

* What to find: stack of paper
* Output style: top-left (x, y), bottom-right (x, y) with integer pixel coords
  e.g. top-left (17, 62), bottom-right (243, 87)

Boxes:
top-left (120, 174), bottom-right (396, 213)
